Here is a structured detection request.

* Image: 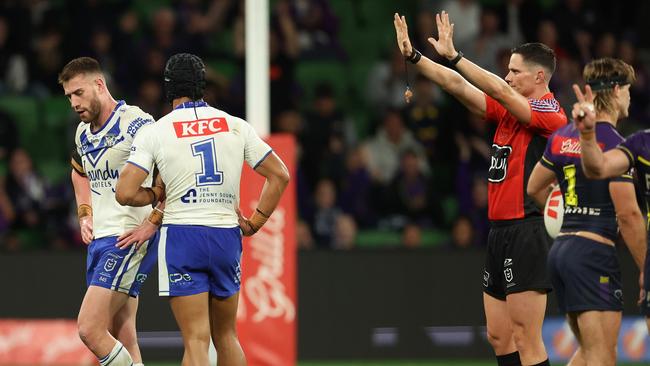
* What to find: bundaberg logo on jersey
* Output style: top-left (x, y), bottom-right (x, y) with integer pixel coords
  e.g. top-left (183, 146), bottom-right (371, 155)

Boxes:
top-left (488, 144), bottom-right (512, 183)
top-left (173, 118), bottom-right (229, 138)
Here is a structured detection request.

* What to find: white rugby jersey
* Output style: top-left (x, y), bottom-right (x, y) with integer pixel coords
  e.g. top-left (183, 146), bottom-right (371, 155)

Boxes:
top-left (127, 101), bottom-right (272, 227)
top-left (74, 100), bottom-right (154, 238)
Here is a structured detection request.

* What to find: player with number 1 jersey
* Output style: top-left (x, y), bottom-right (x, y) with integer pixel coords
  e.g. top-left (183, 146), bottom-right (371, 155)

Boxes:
top-left (116, 53), bottom-right (290, 364)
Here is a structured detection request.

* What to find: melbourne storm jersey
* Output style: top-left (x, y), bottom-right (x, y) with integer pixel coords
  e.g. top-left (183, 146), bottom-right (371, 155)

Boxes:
top-left (541, 122), bottom-right (632, 241)
top-left (485, 92), bottom-right (566, 220)
top-left (127, 101), bottom-right (272, 228)
top-left (618, 130), bottom-right (650, 223)
top-left (73, 101), bottom-right (154, 238)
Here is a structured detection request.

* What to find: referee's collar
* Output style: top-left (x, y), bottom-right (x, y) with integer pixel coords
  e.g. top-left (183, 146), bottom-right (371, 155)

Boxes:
top-left (174, 100), bottom-right (208, 110)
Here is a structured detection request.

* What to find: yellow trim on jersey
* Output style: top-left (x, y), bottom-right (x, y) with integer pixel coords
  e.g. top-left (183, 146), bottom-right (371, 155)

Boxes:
top-left (617, 145), bottom-right (634, 164)
top-left (621, 174), bottom-right (633, 179)
top-left (541, 156), bottom-right (554, 166)
top-left (638, 155), bottom-right (650, 166)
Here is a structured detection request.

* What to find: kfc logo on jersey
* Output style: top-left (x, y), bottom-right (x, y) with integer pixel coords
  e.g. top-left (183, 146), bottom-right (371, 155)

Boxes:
top-left (173, 118), bottom-right (229, 138)
top-left (488, 144), bottom-right (512, 183)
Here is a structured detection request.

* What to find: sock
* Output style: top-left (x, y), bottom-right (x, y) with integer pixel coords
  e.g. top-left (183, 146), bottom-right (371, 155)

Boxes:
top-left (496, 351), bottom-right (521, 366)
top-left (133, 364), bottom-right (144, 366)
top-left (99, 341), bottom-right (134, 366)
top-left (531, 359), bottom-right (550, 366)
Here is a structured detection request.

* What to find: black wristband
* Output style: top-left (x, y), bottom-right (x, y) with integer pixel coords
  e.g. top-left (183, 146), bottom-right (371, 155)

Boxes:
top-left (406, 49), bottom-right (422, 64)
top-left (450, 51), bottom-right (463, 66)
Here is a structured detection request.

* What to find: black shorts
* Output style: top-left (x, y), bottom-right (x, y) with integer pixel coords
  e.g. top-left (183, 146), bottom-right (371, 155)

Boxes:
top-left (483, 217), bottom-right (552, 300)
top-left (548, 235), bottom-right (622, 314)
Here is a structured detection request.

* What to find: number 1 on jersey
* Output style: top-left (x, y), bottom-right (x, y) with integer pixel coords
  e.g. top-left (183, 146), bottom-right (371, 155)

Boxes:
top-left (191, 138), bottom-right (223, 186)
top-left (563, 164), bottom-right (578, 206)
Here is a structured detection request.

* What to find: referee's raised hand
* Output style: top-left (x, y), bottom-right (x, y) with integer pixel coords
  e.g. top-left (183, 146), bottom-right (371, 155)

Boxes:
top-left (393, 13), bottom-right (413, 58)
top-left (428, 11), bottom-right (457, 60)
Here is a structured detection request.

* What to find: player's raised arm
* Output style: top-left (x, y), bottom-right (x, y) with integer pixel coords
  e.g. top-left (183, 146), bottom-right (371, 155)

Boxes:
top-left (574, 84), bottom-right (631, 178)
top-left (394, 13), bottom-right (486, 116)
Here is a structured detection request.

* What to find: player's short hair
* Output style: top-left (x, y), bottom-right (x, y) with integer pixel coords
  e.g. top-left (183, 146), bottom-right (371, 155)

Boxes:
top-left (583, 57), bottom-right (635, 116)
top-left (164, 53), bottom-right (206, 103)
top-left (511, 42), bottom-right (556, 78)
top-left (58, 57), bottom-right (103, 84)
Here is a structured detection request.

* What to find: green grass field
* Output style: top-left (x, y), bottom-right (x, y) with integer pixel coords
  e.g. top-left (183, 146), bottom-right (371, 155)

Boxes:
top-left (148, 362), bottom-right (648, 366)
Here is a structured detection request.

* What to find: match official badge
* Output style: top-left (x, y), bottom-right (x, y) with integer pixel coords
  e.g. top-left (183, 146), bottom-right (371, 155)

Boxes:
top-left (483, 270), bottom-right (490, 287)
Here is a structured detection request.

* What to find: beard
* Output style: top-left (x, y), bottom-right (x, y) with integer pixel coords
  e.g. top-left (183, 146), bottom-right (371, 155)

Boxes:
top-left (80, 96), bottom-right (102, 123)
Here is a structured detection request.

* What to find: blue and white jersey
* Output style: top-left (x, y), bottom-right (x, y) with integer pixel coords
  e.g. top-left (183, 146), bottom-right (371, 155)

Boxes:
top-left (74, 100), bottom-right (154, 238)
top-left (127, 101), bottom-right (272, 228)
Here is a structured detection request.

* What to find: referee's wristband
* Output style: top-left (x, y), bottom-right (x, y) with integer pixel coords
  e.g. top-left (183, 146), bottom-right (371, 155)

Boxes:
top-left (406, 49), bottom-right (422, 64)
top-left (450, 51), bottom-right (463, 66)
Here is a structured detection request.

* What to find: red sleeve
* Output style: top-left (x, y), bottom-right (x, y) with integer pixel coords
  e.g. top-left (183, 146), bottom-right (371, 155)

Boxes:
top-left (483, 94), bottom-right (507, 124)
top-left (528, 99), bottom-right (568, 137)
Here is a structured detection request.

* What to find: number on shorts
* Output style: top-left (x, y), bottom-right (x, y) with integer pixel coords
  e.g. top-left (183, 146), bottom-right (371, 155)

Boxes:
top-left (191, 138), bottom-right (223, 186)
top-left (563, 164), bottom-right (577, 206)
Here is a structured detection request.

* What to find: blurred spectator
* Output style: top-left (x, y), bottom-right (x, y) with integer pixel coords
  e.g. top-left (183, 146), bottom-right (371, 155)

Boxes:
top-left (339, 145), bottom-right (376, 227)
top-left (332, 214), bottom-right (357, 250)
top-left (402, 222), bottom-right (422, 249)
top-left (270, 0), bottom-right (300, 117)
top-left (536, 19), bottom-right (569, 61)
top-left (364, 109), bottom-right (429, 185)
top-left (551, 0), bottom-right (598, 63)
top-left (300, 83), bottom-right (355, 187)
top-left (135, 78), bottom-right (166, 119)
top-left (457, 6), bottom-right (520, 74)
top-left (445, 215), bottom-right (477, 249)
top-left (618, 36), bottom-right (650, 126)
top-left (594, 32), bottom-right (617, 59)
top-left (382, 149), bottom-right (439, 227)
top-left (30, 25), bottom-right (65, 96)
top-left (308, 178), bottom-right (343, 248)
top-left (366, 48), bottom-right (409, 111)
top-left (402, 73), bottom-right (449, 165)
top-left (436, 0), bottom-right (480, 46)
top-left (3, 149), bottom-right (47, 250)
top-left (296, 219), bottom-right (315, 249)
top-left (290, 0), bottom-right (344, 60)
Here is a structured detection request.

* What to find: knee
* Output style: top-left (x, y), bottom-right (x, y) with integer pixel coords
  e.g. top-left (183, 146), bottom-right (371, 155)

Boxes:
top-left (486, 327), bottom-right (511, 350)
top-left (77, 319), bottom-right (100, 347)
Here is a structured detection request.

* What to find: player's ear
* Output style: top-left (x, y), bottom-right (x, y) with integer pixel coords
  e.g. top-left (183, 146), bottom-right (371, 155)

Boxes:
top-left (536, 69), bottom-right (545, 84)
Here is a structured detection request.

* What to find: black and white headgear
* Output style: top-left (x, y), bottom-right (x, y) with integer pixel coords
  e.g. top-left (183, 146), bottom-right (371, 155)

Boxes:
top-left (164, 53), bottom-right (206, 104)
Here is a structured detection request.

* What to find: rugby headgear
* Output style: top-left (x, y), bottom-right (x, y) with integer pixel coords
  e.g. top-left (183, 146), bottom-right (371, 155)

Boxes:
top-left (164, 53), bottom-right (206, 104)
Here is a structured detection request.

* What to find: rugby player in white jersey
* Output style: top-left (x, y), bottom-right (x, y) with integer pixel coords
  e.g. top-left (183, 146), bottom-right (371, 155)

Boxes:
top-left (115, 53), bottom-right (290, 365)
top-left (61, 57), bottom-right (162, 366)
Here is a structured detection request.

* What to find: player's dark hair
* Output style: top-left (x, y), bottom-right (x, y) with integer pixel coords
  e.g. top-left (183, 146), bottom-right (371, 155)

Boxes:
top-left (58, 57), bottom-right (103, 84)
top-left (583, 57), bottom-right (635, 117)
top-left (511, 42), bottom-right (556, 78)
top-left (164, 53), bottom-right (206, 104)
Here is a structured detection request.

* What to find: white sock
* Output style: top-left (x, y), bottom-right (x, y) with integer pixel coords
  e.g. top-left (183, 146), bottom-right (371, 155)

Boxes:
top-left (133, 364), bottom-right (144, 366)
top-left (99, 341), bottom-right (133, 366)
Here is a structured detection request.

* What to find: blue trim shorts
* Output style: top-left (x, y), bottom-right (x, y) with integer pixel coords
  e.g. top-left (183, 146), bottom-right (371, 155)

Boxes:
top-left (86, 236), bottom-right (157, 297)
top-left (155, 224), bottom-right (242, 298)
top-left (548, 235), bottom-right (623, 314)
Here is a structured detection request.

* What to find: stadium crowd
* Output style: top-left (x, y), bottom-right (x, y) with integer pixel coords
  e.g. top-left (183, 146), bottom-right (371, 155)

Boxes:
top-left (0, 0), bottom-right (649, 251)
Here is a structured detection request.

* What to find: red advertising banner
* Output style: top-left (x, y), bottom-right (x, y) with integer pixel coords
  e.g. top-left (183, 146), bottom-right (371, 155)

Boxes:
top-left (237, 134), bottom-right (297, 366)
top-left (0, 319), bottom-right (95, 365)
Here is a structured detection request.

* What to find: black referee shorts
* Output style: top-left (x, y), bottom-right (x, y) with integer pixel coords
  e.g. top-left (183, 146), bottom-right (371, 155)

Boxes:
top-left (483, 217), bottom-right (553, 300)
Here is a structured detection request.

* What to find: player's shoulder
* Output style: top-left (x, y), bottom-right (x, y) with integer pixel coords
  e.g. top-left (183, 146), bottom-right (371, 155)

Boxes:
top-left (118, 103), bottom-right (155, 138)
top-left (74, 121), bottom-right (87, 142)
top-left (529, 95), bottom-right (561, 113)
